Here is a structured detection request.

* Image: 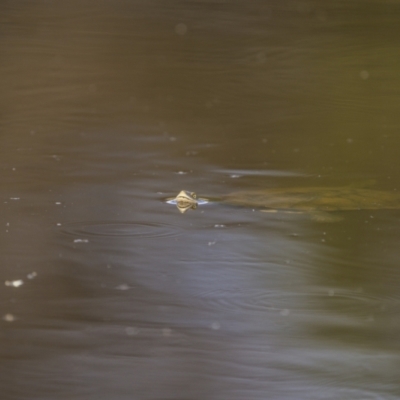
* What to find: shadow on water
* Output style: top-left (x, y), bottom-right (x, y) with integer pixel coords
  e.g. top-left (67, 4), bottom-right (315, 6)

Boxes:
top-left (2, 1), bottom-right (400, 399)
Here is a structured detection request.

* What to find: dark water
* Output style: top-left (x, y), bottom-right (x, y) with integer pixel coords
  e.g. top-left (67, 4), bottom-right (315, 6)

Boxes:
top-left (2, 1), bottom-right (400, 399)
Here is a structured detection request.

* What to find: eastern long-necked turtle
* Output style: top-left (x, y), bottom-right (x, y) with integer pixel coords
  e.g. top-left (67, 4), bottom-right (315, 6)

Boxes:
top-left (167, 185), bottom-right (400, 220)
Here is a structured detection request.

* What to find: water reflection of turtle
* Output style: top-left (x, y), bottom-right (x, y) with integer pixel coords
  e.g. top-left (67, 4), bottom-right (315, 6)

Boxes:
top-left (168, 185), bottom-right (400, 221)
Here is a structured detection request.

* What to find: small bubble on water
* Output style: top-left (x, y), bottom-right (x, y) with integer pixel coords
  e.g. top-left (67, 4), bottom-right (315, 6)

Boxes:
top-left (55, 202), bottom-right (62, 205)
top-left (125, 327), bottom-right (139, 336)
top-left (297, 2), bottom-right (312, 14)
top-left (175, 23), bottom-right (187, 35)
top-left (328, 289), bottom-right (335, 296)
top-left (280, 309), bottom-right (290, 316)
top-left (208, 241), bottom-right (216, 246)
top-left (27, 272), bottom-right (37, 280)
top-left (3, 314), bottom-right (16, 322)
top-left (360, 70), bottom-right (369, 80)
top-left (211, 321), bottom-right (221, 330)
top-left (214, 224), bottom-right (225, 228)
top-left (162, 327), bottom-right (172, 337)
top-left (315, 8), bottom-right (327, 22)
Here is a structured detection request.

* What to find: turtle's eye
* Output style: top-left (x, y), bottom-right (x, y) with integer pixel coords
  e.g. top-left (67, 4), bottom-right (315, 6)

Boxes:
top-left (191, 192), bottom-right (197, 199)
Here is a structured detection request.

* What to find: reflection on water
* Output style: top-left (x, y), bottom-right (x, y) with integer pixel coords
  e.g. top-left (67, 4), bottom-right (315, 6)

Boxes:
top-left (2, 1), bottom-right (400, 399)
top-left (61, 221), bottom-right (185, 238)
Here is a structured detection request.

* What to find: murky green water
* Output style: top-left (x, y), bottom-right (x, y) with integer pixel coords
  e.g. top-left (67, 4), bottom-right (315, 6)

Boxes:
top-left (2, 1), bottom-right (400, 399)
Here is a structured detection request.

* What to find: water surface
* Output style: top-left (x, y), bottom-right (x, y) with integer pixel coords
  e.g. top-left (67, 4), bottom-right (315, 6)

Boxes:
top-left (1, 1), bottom-right (400, 399)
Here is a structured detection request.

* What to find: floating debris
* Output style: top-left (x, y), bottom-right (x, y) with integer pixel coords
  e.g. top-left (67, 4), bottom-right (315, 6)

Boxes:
top-left (73, 239), bottom-right (89, 243)
top-left (116, 284), bottom-right (130, 291)
top-left (5, 280), bottom-right (24, 288)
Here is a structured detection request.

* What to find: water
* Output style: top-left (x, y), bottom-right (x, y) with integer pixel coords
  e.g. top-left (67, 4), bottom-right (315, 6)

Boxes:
top-left (2, 1), bottom-right (400, 399)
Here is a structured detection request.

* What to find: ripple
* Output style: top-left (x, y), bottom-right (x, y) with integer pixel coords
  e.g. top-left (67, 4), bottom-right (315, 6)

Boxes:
top-left (189, 286), bottom-right (386, 317)
top-left (215, 169), bottom-right (306, 177)
top-left (60, 221), bottom-right (183, 238)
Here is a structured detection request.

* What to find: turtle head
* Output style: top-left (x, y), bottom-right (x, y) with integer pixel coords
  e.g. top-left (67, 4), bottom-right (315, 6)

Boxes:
top-left (174, 190), bottom-right (198, 213)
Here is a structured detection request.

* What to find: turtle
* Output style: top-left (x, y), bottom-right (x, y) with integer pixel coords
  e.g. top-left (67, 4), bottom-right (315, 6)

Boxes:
top-left (166, 190), bottom-right (209, 213)
top-left (167, 185), bottom-right (400, 221)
